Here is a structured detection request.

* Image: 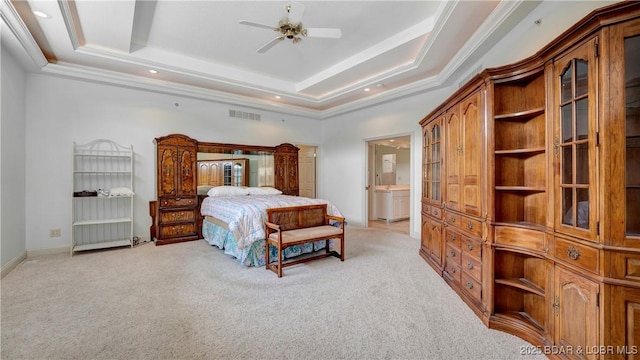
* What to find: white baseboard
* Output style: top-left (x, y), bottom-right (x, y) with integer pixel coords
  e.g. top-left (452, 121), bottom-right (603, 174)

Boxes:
top-left (27, 246), bottom-right (69, 258)
top-left (1, 251), bottom-right (27, 279)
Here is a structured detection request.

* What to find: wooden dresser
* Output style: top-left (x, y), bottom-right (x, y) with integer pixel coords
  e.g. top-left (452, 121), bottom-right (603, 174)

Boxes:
top-left (420, 2), bottom-right (640, 358)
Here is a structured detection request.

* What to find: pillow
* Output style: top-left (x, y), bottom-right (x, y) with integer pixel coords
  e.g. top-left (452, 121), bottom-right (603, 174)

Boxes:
top-left (197, 185), bottom-right (214, 195)
top-left (246, 187), bottom-right (282, 195)
top-left (207, 186), bottom-right (249, 197)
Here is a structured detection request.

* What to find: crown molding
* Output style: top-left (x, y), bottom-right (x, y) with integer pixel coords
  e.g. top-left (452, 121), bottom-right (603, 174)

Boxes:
top-left (0, 0), bottom-right (47, 68)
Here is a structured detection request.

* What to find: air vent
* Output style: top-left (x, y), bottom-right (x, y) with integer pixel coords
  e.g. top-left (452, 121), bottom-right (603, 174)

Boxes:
top-left (229, 109), bottom-right (261, 121)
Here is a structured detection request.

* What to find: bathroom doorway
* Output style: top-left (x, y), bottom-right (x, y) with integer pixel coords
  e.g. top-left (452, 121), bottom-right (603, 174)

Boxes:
top-left (366, 135), bottom-right (411, 235)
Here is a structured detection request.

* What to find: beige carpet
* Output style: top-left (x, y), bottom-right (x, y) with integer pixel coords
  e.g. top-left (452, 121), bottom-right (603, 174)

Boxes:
top-left (1, 226), bottom-right (546, 360)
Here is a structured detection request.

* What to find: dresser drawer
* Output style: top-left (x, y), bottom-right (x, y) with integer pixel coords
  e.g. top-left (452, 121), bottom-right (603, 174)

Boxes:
top-left (159, 222), bottom-right (196, 238)
top-left (446, 243), bottom-right (461, 265)
top-left (554, 236), bottom-right (599, 275)
top-left (462, 235), bottom-right (482, 259)
top-left (461, 272), bottom-right (482, 302)
top-left (445, 228), bottom-right (461, 248)
top-left (445, 258), bottom-right (461, 284)
top-left (461, 251), bottom-right (482, 282)
top-left (160, 209), bottom-right (195, 223)
top-left (422, 203), bottom-right (430, 215)
top-left (159, 196), bottom-right (197, 208)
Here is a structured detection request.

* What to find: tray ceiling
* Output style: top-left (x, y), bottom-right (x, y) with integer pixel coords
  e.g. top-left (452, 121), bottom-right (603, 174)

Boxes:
top-left (2, 0), bottom-right (543, 118)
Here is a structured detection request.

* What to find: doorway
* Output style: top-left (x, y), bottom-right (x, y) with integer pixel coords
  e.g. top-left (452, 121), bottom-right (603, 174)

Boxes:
top-left (298, 145), bottom-right (317, 198)
top-left (366, 136), bottom-right (411, 235)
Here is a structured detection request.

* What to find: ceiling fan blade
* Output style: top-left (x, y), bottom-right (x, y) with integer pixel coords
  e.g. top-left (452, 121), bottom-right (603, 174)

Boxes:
top-left (287, 2), bottom-right (305, 24)
top-left (305, 28), bottom-right (342, 39)
top-left (257, 37), bottom-right (284, 53)
top-left (239, 20), bottom-right (275, 31)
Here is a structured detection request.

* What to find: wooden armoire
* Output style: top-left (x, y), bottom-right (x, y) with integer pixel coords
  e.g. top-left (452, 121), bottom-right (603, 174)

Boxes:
top-left (274, 143), bottom-right (300, 196)
top-left (420, 2), bottom-right (640, 358)
top-left (153, 134), bottom-right (199, 245)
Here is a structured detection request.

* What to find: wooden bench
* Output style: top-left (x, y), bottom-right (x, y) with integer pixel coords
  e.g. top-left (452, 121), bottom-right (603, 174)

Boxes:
top-left (265, 204), bottom-right (345, 277)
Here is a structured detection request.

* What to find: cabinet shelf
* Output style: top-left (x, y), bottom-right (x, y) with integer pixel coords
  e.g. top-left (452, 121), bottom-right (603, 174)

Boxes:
top-left (492, 311), bottom-right (546, 333)
top-left (493, 221), bottom-right (546, 232)
top-left (495, 186), bottom-right (546, 192)
top-left (494, 107), bottom-right (545, 121)
top-left (495, 277), bottom-right (545, 296)
top-left (495, 147), bottom-right (545, 155)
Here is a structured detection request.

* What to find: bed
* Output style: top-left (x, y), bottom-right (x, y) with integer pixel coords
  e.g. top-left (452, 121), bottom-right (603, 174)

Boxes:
top-left (200, 187), bottom-right (344, 266)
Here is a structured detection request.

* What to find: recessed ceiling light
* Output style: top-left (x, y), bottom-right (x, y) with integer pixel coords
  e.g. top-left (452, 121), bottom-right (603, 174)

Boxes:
top-left (364, 88), bottom-right (371, 92)
top-left (376, 83), bottom-right (384, 88)
top-left (275, 95), bottom-right (281, 99)
top-left (33, 11), bottom-right (50, 18)
top-left (148, 69), bottom-right (158, 74)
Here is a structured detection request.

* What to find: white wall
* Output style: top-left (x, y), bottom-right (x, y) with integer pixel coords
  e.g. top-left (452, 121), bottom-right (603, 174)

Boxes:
top-left (1, 43), bottom-right (27, 271)
top-left (24, 74), bottom-right (322, 252)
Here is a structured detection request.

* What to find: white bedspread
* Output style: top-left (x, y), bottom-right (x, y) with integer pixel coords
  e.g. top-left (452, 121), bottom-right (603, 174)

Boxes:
top-left (200, 194), bottom-right (343, 250)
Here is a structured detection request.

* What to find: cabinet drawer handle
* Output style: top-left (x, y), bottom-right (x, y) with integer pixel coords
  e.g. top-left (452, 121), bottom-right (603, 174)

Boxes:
top-left (467, 262), bottom-right (473, 270)
top-left (566, 246), bottom-right (581, 260)
top-left (450, 267), bottom-right (456, 274)
top-left (450, 250), bottom-right (456, 257)
top-left (176, 197), bottom-right (181, 201)
top-left (450, 216), bottom-right (456, 223)
top-left (467, 242), bottom-right (474, 251)
top-left (467, 222), bottom-right (473, 230)
top-left (433, 210), bottom-right (438, 216)
top-left (466, 281), bottom-right (473, 290)
top-left (450, 234), bottom-right (456, 241)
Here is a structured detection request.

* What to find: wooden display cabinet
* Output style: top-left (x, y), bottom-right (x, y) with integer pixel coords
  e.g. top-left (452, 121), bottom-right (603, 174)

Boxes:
top-left (419, 3), bottom-right (640, 357)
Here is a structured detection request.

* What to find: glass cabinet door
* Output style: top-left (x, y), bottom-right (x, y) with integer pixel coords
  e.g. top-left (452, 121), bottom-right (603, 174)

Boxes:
top-left (423, 118), bottom-right (442, 205)
top-left (553, 37), bottom-right (598, 241)
top-left (606, 19), bottom-right (640, 247)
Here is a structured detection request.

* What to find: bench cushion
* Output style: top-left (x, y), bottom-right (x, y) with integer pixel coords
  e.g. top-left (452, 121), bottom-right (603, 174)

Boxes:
top-left (268, 225), bottom-right (343, 245)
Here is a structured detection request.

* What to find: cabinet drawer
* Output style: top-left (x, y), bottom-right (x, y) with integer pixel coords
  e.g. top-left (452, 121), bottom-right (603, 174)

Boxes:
top-left (445, 258), bottom-right (461, 284)
top-left (494, 226), bottom-right (546, 252)
top-left (159, 222), bottom-right (196, 238)
top-left (160, 210), bottom-right (195, 223)
top-left (554, 237), bottom-right (599, 275)
top-left (444, 211), bottom-right (459, 227)
top-left (609, 252), bottom-right (640, 283)
top-left (461, 251), bottom-right (482, 282)
top-left (446, 243), bottom-right (461, 265)
top-left (422, 203), bottom-right (430, 215)
top-left (159, 197), bottom-right (197, 208)
top-left (430, 206), bottom-right (443, 219)
top-left (461, 272), bottom-right (482, 302)
top-left (460, 215), bottom-right (482, 237)
top-left (462, 235), bottom-right (482, 259)
top-left (445, 228), bottom-right (461, 248)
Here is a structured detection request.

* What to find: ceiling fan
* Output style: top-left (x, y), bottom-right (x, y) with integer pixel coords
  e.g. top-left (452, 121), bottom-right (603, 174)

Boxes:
top-left (239, 2), bottom-right (342, 53)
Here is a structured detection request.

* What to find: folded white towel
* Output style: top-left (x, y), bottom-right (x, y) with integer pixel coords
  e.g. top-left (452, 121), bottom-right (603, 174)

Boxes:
top-left (109, 187), bottom-right (135, 197)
